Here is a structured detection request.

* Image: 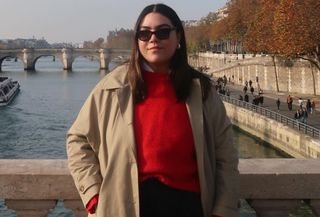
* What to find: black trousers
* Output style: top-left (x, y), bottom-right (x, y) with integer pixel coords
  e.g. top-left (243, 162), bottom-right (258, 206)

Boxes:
top-left (139, 178), bottom-right (203, 217)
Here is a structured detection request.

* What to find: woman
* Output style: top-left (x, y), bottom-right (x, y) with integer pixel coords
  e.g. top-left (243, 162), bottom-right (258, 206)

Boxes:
top-left (67, 3), bottom-right (239, 217)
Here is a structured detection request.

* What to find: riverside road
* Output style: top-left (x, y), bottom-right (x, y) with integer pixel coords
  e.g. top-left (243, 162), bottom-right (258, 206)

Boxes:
top-left (218, 81), bottom-right (320, 130)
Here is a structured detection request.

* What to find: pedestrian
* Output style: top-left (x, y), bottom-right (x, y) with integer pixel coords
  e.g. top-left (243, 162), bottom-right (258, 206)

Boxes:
top-left (306, 99), bottom-right (312, 114)
top-left (66, 4), bottom-right (239, 217)
top-left (298, 98), bottom-right (303, 109)
top-left (239, 94), bottom-right (243, 101)
top-left (250, 86), bottom-right (254, 95)
top-left (243, 85), bottom-right (248, 94)
top-left (259, 95), bottom-right (264, 105)
top-left (245, 80), bottom-right (248, 87)
top-left (287, 95), bottom-right (293, 111)
top-left (223, 75), bottom-right (227, 85)
top-left (249, 79), bottom-right (253, 87)
top-left (244, 94), bottom-right (249, 102)
top-left (294, 109), bottom-right (300, 122)
top-left (311, 100), bottom-right (316, 114)
top-left (276, 98), bottom-right (280, 111)
top-left (301, 107), bottom-right (308, 124)
top-left (259, 89), bottom-right (263, 96)
top-left (253, 96), bottom-right (259, 105)
top-left (226, 88), bottom-right (230, 96)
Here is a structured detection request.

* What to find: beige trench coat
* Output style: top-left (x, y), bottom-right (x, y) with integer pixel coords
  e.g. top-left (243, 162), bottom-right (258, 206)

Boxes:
top-left (67, 65), bottom-right (239, 217)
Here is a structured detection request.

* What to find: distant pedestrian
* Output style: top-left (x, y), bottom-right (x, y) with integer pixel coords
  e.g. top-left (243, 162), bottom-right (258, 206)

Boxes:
top-left (239, 95), bottom-right (243, 101)
top-left (253, 96), bottom-right (259, 105)
top-left (306, 99), bottom-right (312, 114)
top-left (223, 75), bottom-right (227, 85)
top-left (245, 80), bottom-right (248, 87)
top-left (243, 86), bottom-right (248, 94)
top-left (244, 94), bottom-right (249, 102)
top-left (301, 107), bottom-right (308, 124)
top-left (259, 95), bottom-right (264, 105)
top-left (287, 95), bottom-right (293, 111)
top-left (226, 88), bottom-right (230, 96)
top-left (249, 80), bottom-right (253, 87)
top-left (298, 98), bottom-right (303, 109)
top-left (250, 86), bottom-right (254, 95)
top-left (311, 100), bottom-right (316, 114)
top-left (276, 98), bottom-right (280, 111)
top-left (258, 89), bottom-right (263, 96)
top-left (294, 109), bottom-right (300, 122)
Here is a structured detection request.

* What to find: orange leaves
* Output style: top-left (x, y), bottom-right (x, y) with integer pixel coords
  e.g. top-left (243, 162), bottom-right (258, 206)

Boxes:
top-left (242, 0), bottom-right (320, 59)
top-left (272, 0), bottom-right (315, 56)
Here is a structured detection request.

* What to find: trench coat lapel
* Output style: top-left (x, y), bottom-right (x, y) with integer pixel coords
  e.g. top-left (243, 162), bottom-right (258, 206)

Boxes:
top-left (117, 84), bottom-right (133, 125)
top-left (116, 84), bottom-right (137, 157)
top-left (186, 79), bottom-right (205, 163)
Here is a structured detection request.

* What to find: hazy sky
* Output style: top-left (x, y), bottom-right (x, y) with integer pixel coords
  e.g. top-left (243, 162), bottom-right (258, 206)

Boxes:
top-left (1, 0), bottom-right (228, 44)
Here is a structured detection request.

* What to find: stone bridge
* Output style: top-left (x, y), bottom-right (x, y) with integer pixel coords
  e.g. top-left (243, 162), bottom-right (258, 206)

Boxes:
top-left (0, 48), bottom-right (131, 71)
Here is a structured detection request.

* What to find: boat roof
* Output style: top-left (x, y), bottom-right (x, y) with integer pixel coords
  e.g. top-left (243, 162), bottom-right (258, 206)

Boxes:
top-left (0, 77), bottom-right (14, 88)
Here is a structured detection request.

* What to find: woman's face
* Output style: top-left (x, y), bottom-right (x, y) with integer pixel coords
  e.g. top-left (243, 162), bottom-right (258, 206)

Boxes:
top-left (137, 12), bottom-right (180, 71)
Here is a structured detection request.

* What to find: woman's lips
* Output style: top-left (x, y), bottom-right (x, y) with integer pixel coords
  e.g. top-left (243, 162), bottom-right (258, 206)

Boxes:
top-left (148, 46), bottom-right (162, 50)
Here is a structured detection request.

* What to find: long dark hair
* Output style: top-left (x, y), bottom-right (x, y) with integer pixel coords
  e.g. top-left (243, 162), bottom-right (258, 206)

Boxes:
top-left (128, 3), bottom-right (210, 103)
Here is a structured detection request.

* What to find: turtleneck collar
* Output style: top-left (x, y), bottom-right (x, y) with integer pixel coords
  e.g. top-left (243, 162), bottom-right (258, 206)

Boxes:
top-left (142, 61), bottom-right (171, 74)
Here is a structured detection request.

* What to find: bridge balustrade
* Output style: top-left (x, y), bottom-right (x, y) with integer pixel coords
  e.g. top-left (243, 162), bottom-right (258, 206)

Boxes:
top-left (0, 159), bottom-right (320, 217)
top-left (220, 94), bottom-right (320, 139)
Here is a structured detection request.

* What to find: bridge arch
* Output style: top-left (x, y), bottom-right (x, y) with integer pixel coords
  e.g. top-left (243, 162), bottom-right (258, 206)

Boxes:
top-left (33, 55), bottom-right (63, 71)
top-left (0, 56), bottom-right (23, 71)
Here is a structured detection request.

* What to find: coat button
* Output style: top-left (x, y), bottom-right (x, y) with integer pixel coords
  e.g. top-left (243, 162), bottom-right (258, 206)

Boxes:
top-left (79, 185), bottom-right (85, 192)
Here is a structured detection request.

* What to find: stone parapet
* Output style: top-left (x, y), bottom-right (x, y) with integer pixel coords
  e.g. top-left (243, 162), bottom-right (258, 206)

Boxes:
top-left (1, 159), bottom-right (320, 216)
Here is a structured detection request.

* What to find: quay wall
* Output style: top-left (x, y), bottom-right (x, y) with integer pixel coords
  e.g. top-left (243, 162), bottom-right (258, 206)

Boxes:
top-left (224, 101), bottom-right (320, 158)
top-left (189, 52), bottom-right (320, 96)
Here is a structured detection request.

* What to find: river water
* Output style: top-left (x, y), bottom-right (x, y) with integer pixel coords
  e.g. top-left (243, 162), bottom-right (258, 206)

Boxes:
top-left (1, 57), bottom-right (307, 216)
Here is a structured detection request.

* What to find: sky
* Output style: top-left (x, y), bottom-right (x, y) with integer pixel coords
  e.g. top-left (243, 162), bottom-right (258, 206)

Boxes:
top-left (0, 0), bottom-right (228, 44)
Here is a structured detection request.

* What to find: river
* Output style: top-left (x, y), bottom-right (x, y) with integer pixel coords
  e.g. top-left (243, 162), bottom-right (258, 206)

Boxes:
top-left (1, 57), bottom-right (306, 216)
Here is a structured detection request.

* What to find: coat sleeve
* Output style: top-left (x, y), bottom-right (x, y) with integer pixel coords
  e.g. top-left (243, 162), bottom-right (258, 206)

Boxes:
top-left (205, 87), bottom-right (239, 217)
top-left (66, 87), bottom-right (103, 208)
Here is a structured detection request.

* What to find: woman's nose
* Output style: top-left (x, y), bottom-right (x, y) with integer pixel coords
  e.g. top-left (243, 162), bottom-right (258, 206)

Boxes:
top-left (149, 33), bottom-right (159, 43)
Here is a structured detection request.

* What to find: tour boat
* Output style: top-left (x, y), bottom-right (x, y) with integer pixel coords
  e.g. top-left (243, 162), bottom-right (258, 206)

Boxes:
top-left (0, 77), bottom-right (20, 106)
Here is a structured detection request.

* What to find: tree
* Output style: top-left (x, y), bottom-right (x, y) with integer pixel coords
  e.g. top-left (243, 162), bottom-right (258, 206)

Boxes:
top-left (106, 28), bottom-right (134, 49)
top-left (93, 38), bottom-right (105, 48)
top-left (244, 0), bottom-right (281, 92)
top-left (83, 41), bottom-right (94, 49)
top-left (273, 0), bottom-right (320, 95)
top-left (211, 0), bottom-right (259, 41)
top-left (244, 0), bottom-right (278, 53)
top-left (185, 24), bottom-right (211, 52)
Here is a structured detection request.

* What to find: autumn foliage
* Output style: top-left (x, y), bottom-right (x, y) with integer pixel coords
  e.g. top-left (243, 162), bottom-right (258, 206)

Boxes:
top-left (271, 0), bottom-right (320, 71)
top-left (218, 0), bottom-right (320, 70)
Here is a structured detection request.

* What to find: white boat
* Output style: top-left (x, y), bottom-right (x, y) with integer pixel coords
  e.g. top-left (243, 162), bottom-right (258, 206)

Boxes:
top-left (0, 77), bottom-right (20, 106)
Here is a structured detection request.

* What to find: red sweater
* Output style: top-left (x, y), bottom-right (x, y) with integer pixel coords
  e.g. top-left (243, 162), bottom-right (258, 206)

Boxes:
top-left (134, 70), bottom-right (200, 193)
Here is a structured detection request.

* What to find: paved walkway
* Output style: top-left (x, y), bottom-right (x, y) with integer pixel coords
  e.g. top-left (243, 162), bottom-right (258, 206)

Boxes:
top-left (217, 81), bottom-right (320, 130)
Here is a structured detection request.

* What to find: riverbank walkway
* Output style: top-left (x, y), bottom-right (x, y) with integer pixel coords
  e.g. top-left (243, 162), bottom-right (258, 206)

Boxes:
top-left (214, 79), bottom-right (320, 130)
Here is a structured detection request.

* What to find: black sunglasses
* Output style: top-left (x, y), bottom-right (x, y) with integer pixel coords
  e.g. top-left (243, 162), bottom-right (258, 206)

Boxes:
top-left (137, 28), bottom-right (176, 41)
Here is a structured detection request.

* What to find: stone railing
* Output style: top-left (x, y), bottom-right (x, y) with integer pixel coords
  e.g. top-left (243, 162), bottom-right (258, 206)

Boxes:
top-left (0, 159), bottom-right (320, 217)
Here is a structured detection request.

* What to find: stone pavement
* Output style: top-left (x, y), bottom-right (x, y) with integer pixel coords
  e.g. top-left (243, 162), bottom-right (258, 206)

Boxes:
top-left (217, 81), bottom-right (320, 130)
